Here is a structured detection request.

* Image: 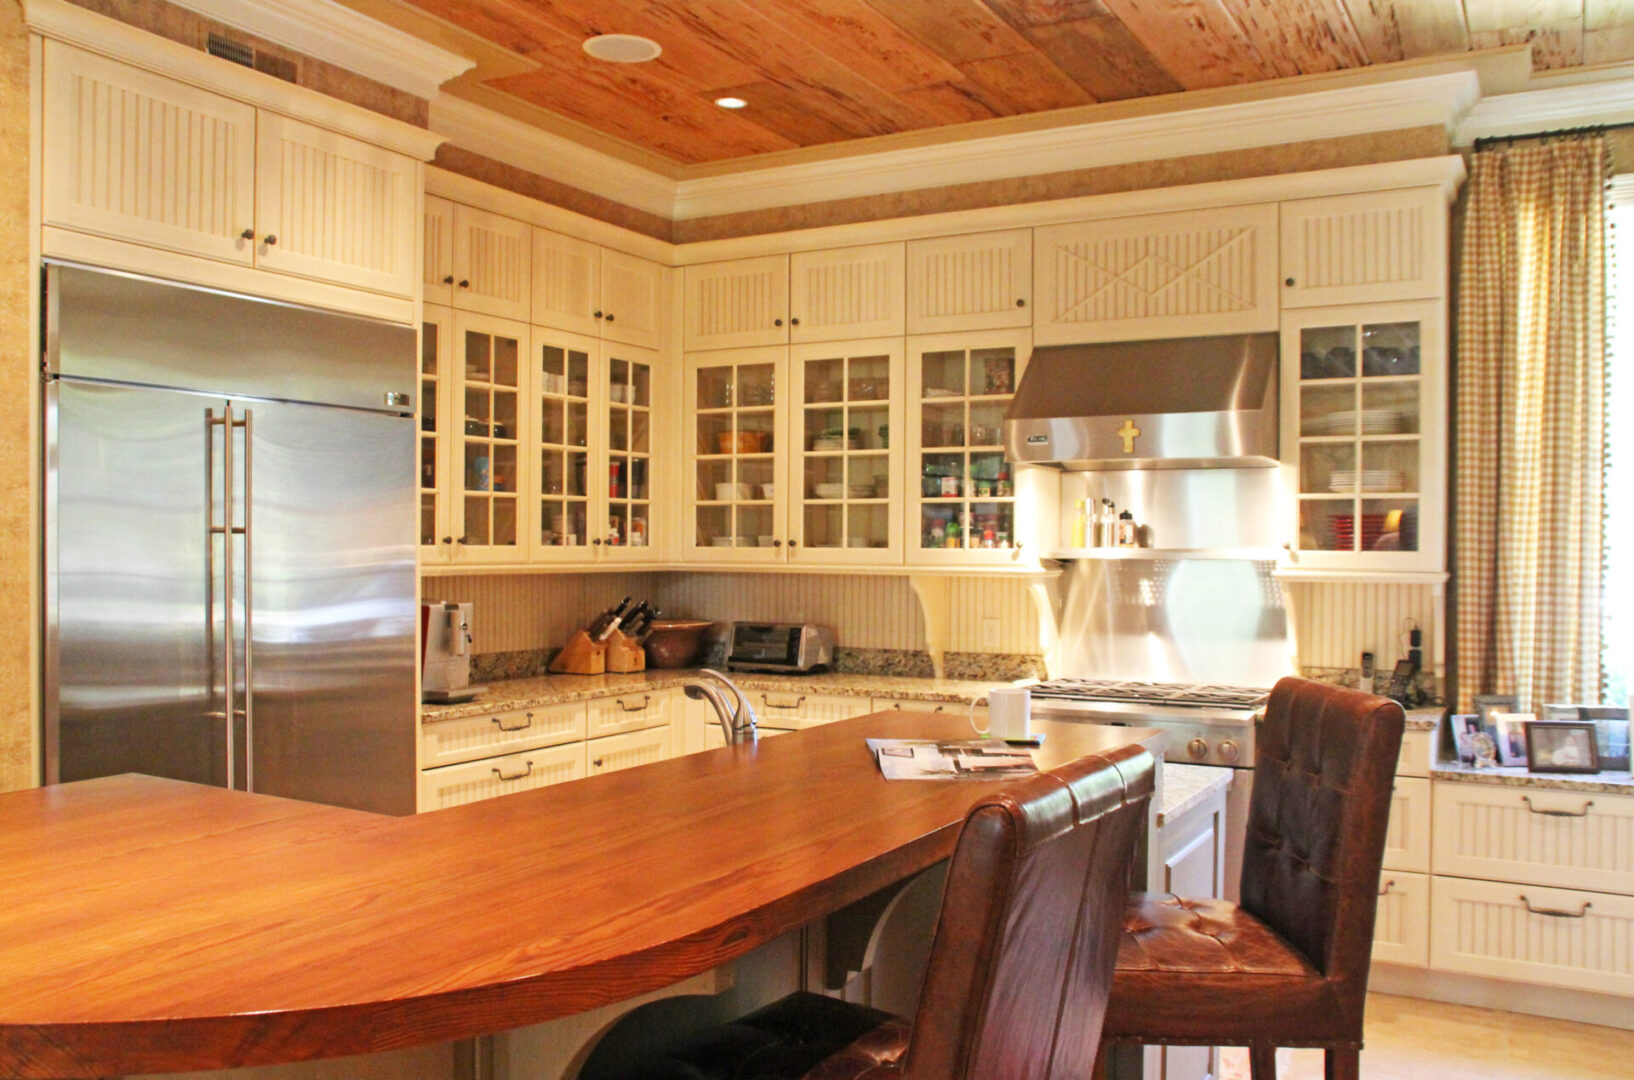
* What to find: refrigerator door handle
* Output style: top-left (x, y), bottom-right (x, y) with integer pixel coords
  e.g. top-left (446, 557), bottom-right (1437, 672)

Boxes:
top-left (240, 409), bottom-right (254, 793)
top-left (205, 407), bottom-right (251, 791)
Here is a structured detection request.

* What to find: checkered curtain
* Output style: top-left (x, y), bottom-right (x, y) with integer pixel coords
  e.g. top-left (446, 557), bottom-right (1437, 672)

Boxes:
top-left (1455, 138), bottom-right (1606, 712)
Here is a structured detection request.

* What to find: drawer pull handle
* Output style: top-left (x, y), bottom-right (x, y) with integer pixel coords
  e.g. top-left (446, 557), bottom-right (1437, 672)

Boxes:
top-left (1378, 879), bottom-right (1395, 897)
top-left (1520, 895), bottom-right (1592, 919)
top-left (617, 695), bottom-right (651, 713)
top-left (1521, 796), bottom-right (1594, 818)
top-left (762, 694), bottom-right (806, 710)
top-left (890, 703), bottom-right (945, 713)
top-left (492, 761), bottom-right (533, 782)
top-left (492, 713), bottom-right (534, 732)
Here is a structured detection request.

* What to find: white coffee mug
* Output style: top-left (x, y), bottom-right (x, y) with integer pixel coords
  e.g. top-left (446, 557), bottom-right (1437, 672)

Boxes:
top-left (971, 687), bottom-right (1032, 741)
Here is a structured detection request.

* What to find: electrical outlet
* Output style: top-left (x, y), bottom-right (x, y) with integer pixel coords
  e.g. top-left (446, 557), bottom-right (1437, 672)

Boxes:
top-left (980, 617), bottom-right (1001, 652)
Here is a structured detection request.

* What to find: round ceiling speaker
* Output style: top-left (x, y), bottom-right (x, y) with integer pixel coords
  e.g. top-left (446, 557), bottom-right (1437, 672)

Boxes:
top-left (582, 34), bottom-right (663, 63)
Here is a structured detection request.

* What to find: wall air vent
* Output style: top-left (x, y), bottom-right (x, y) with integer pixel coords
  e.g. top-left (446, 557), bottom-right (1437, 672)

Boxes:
top-left (205, 33), bottom-right (299, 84)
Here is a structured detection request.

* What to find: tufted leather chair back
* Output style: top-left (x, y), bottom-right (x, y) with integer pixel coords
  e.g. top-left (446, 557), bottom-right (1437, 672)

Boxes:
top-left (897, 744), bottom-right (1154, 1080)
top-left (1240, 677), bottom-right (1404, 1022)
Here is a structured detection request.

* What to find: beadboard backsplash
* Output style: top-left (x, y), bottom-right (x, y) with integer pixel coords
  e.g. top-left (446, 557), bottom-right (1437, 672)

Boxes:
top-left (1284, 580), bottom-right (1439, 672)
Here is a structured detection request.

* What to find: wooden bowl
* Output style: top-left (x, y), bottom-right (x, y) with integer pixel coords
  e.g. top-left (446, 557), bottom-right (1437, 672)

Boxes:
top-left (643, 620), bottom-right (713, 669)
top-left (716, 431), bottom-right (767, 454)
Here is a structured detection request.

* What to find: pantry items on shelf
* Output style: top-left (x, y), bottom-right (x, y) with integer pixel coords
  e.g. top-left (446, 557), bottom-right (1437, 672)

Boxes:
top-left (1071, 499), bottom-right (1089, 548)
top-left (1116, 509), bottom-right (1138, 547)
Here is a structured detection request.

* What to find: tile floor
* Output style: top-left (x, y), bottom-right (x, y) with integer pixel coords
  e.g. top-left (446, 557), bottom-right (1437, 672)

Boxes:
top-left (1216, 993), bottom-right (1634, 1079)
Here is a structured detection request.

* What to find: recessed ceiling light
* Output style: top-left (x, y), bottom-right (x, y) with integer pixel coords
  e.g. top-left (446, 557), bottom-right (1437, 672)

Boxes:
top-left (582, 34), bottom-right (662, 63)
top-left (715, 97), bottom-right (747, 109)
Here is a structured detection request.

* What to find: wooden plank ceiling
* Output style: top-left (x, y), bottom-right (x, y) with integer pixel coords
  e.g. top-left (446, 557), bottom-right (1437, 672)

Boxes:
top-left (403, 0), bottom-right (1634, 164)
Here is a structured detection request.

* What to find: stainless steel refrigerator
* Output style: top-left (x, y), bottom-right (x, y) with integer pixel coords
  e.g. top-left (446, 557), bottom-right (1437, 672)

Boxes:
top-left (42, 262), bottom-right (420, 815)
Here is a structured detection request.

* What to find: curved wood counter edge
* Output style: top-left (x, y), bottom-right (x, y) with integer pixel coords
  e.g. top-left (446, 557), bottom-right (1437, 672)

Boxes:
top-left (0, 714), bottom-right (1160, 1079)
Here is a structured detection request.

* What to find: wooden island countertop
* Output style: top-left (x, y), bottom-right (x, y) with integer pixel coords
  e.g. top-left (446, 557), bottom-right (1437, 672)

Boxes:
top-left (0, 713), bottom-right (1158, 1079)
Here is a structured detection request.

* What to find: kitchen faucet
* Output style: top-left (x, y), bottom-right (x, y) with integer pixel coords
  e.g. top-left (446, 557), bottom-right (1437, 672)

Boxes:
top-left (683, 669), bottom-right (759, 745)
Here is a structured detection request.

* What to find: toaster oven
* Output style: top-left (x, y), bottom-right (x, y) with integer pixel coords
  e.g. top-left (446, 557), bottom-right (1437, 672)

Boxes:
top-left (726, 623), bottom-right (835, 674)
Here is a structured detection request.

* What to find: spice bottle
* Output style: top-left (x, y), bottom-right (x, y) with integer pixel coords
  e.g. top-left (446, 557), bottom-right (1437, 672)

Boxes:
top-left (1116, 509), bottom-right (1137, 548)
top-left (1071, 498), bottom-right (1088, 548)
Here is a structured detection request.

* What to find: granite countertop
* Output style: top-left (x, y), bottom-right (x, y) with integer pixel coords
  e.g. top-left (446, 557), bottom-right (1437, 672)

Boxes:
top-left (1157, 762), bottom-right (1233, 827)
top-left (1403, 707), bottom-right (1443, 732)
top-left (1431, 760), bottom-right (1634, 794)
top-left (422, 669), bottom-right (1030, 723)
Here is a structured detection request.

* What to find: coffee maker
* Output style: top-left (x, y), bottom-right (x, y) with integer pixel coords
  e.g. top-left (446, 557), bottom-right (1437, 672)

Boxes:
top-left (421, 602), bottom-right (481, 704)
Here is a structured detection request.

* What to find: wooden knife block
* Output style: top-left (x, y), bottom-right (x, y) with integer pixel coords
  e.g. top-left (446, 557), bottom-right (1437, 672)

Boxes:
top-left (604, 629), bottom-right (646, 673)
top-left (548, 630), bottom-right (646, 675)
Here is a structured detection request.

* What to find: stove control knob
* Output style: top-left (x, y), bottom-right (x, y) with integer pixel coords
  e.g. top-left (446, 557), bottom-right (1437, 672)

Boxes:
top-left (1186, 738), bottom-right (1210, 761)
top-left (1218, 740), bottom-right (1240, 765)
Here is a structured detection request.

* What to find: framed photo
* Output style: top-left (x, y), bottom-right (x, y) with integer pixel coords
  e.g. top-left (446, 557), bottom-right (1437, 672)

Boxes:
top-left (1473, 694), bottom-right (1519, 728)
top-left (1524, 721), bottom-right (1601, 774)
top-left (1491, 712), bottom-right (1534, 767)
top-left (1451, 713), bottom-right (1498, 767)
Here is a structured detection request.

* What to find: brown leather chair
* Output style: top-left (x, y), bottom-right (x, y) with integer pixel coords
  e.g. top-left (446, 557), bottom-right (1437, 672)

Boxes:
top-left (584, 743), bottom-right (1155, 1080)
top-left (1100, 677), bottom-right (1406, 1080)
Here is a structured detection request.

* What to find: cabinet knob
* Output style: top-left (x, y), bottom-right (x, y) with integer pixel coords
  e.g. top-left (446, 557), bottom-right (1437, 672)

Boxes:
top-left (773, 539), bottom-right (782, 547)
top-left (1285, 277), bottom-right (1295, 287)
top-left (594, 311), bottom-right (603, 319)
top-left (789, 538), bottom-right (798, 547)
top-left (774, 318), bottom-right (783, 327)
top-left (263, 235), bottom-right (277, 246)
top-left (605, 313), bottom-right (615, 322)
top-left (1016, 298), bottom-right (1026, 307)
top-left (442, 536), bottom-right (452, 545)
top-left (790, 317), bottom-right (799, 326)
top-left (443, 275), bottom-right (454, 284)
top-left (240, 228), bottom-right (255, 240)
top-left (593, 538), bottom-right (602, 546)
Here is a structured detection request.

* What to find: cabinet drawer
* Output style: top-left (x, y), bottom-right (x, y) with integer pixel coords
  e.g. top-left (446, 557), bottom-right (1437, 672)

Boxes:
top-left (1430, 877), bottom-right (1634, 996)
top-left (418, 744), bottom-right (586, 810)
top-left (587, 726), bottom-right (672, 775)
top-left (751, 691), bottom-right (871, 728)
top-left (1382, 776), bottom-right (1431, 874)
top-left (1432, 784), bottom-right (1634, 894)
top-left (420, 702), bottom-right (586, 769)
top-left (587, 688), bottom-right (677, 737)
top-left (1396, 729), bottom-right (1433, 778)
top-left (1373, 871), bottom-right (1429, 967)
top-left (873, 698), bottom-right (959, 716)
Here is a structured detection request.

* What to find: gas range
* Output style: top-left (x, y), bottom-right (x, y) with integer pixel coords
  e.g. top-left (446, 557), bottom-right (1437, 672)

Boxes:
top-left (1028, 678), bottom-right (1271, 767)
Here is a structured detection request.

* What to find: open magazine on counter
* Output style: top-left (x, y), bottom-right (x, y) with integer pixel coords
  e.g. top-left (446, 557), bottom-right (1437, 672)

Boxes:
top-left (867, 738), bottom-right (1039, 781)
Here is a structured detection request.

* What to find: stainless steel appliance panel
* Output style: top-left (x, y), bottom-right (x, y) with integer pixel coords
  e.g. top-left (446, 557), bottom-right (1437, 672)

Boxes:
top-left (45, 262), bottom-right (414, 414)
top-left (243, 398), bottom-right (418, 816)
top-left (46, 381), bottom-right (231, 789)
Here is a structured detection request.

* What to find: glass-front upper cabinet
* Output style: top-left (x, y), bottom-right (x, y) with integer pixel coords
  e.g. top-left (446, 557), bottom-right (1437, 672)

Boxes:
top-left (685, 349), bottom-right (786, 562)
top-left (419, 305), bottom-right (453, 562)
top-left (452, 312), bottom-right (526, 563)
top-left (1280, 301), bottom-right (1446, 573)
top-left (906, 330), bottom-right (1030, 565)
top-left (532, 328), bottom-right (593, 560)
top-left (788, 340), bottom-right (903, 563)
top-left (602, 344), bottom-right (658, 558)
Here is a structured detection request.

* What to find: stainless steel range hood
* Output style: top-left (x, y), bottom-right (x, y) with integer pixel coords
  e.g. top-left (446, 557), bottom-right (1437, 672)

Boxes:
top-left (1004, 333), bottom-right (1279, 470)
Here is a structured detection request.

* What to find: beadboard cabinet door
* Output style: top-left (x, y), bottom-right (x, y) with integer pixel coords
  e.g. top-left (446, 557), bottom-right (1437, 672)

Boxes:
top-left (450, 203), bottom-right (532, 321)
top-left (586, 725), bottom-right (672, 775)
top-left (906, 229), bottom-right (1032, 334)
top-left (1432, 784), bottom-right (1634, 895)
top-left (42, 42), bottom-right (258, 266)
top-left (788, 243), bottom-right (905, 342)
top-left (532, 227), bottom-right (603, 338)
top-left (684, 255), bottom-right (790, 350)
top-left (255, 113), bottom-right (418, 297)
top-left (600, 249), bottom-right (665, 350)
top-left (1280, 188), bottom-right (1446, 308)
top-left (1381, 776), bottom-right (1431, 874)
top-left (1430, 877), bottom-right (1634, 996)
top-left (1372, 872), bottom-right (1429, 967)
top-left (1034, 204), bottom-right (1279, 344)
top-left (423, 195), bottom-right (455, 306)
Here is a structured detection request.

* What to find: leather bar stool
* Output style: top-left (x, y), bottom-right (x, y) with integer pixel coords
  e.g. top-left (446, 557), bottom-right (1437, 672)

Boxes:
top-left (583, 743), bottom-right (1156, 1080)
top-left (1100, 677), bottom-right (1405, 1080)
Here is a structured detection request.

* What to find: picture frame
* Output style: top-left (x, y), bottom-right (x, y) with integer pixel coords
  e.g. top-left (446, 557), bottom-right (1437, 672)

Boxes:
top-left (1450, 713), bottom-right (1498, 767)
top-left (1491, 712), bottom-right (1534, 767)
top-left (1544, 704), bottom-right (1630, 771)
top-left (1524, 720), bottom-right (1602, 774)
top-left (1472, 693), bottom-right (1519, 728)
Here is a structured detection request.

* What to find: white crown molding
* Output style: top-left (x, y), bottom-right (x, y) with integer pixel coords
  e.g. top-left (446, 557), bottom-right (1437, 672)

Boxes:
top-left (1454, 77), bottom-right (1634, 145)
top-left (26, 0), bottom-right (445, 159)
top-left (670, 71), bottom-right (1482, 221)
top-left (162, 0), bottom-right (472, 101)
top-left (430, 95), bottom-right (679, 220)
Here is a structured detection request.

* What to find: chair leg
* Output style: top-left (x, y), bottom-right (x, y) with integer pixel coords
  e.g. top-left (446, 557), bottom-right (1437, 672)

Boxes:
top-left (1248, 1046), bottom-right (1277, 1080)
top-left (1324, 1046), bottom-right (1359, 1080)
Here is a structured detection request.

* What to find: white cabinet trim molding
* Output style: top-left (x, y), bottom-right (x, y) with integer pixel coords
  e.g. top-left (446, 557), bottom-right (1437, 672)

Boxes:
top-left (26, 0), bottom-right (445, 161)
top-left (161, 0), bottom-right (473, 101)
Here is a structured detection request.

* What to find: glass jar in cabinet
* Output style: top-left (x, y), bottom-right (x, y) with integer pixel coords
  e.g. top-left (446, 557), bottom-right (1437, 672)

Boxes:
top-left (1280, 301), bottom-right (1446, 573)
top-left (787, 339), bottom-right (904, 564)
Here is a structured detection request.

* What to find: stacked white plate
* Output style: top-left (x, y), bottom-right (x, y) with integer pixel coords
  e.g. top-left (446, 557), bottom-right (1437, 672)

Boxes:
top-left (814, 483), bottom-right (846, 499)
top-left (1306, 409), bottom-right (1406, 436)
top-left (1328, 469), bottom-right (1405, 493)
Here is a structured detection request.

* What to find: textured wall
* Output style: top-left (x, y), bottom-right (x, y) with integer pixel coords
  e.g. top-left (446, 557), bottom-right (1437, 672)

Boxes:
top-left (1285, 581), bottom-right (1439, 673)
top-left (0, 0), bottom-right (34, 792)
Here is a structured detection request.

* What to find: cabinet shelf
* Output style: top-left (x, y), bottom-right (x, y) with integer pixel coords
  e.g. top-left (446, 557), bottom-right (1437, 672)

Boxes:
top-left (1046, 546), bottom-right (1285, 561)
top-left (1298, 434), bottom-right (1422, 444)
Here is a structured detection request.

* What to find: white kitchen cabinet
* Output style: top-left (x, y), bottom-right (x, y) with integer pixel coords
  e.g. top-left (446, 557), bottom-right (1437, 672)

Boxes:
top-left (449, 312), bottom-right (528, 563)
top-left (43, 41), bottom-right (417, 300)
top-left (424, 195), bottom-right (455, 306)
top-left (749, 691), bottom-right (872, 728)
top-left (587, 725), bottom-right (673, 776)
top-left (418, 743), bottom-right (587, 810)
top-left (1429, 876), bottom-right (1634, 996)
top-left (873, 698), bottom-right (960, 717)
top-left (1382, 776), bottom-right (1432, 874)
top-left (1373, 871), bottom-right (1430, 967)
top-left (586, 688), bottom-right (678, 739)
top-left (788, 339), bottom-right (904, 564)
top-left (1280, 300), bottom-right (1446, 574)
top-left (450, 204), bottom-right (532, 322)
top-left (684, 255), bottom-right (791, 350)
top-left (905, 330), bottom-right (1039, 568)
top-left (532, 229), bottom-right (664, 350)
top-left (1431, 784), bottom-right (1634, 896)
top-left (1397, 728), bottom-right (1433, 778)
top-left (685, 348), bottom-right (790, 563)
top-left (1033, 204), bottom-right (1279, 344)
top-left (906, 229), bottom-right (1031, 334)
top-left (419, 702), bottom-right (587, 770)
top-left (419, 304), bottom-right (455, 561)
top-left (788, 243), bottom-right (905, 342)
top-left (1280, 188), bottom-right (1446, 308)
